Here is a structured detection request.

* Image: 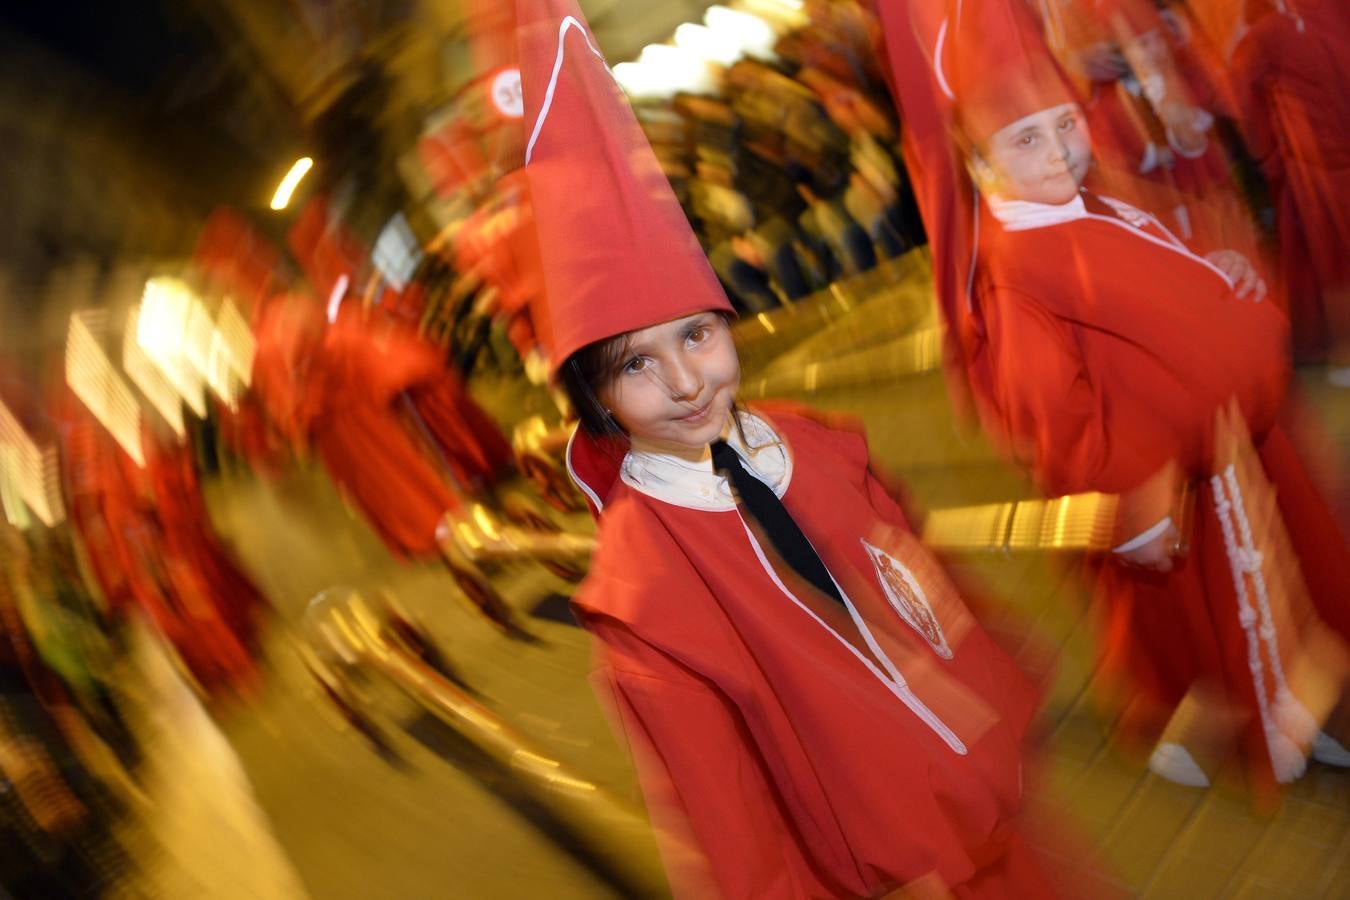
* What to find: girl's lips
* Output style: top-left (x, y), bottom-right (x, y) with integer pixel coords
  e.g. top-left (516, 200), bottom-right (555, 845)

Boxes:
top-left (675, 401), bottom-right (712, 423)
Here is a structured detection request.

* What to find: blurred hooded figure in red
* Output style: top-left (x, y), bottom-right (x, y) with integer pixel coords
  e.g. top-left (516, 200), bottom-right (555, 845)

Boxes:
top-left (874, 0), bottom-right (1350, 794)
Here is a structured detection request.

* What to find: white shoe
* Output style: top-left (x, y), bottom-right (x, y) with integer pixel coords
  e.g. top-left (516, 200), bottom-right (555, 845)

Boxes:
top-left (1311, 731), bottom-right (1350, 767)
top-left (1149, 742), bottom-right (1211, 787)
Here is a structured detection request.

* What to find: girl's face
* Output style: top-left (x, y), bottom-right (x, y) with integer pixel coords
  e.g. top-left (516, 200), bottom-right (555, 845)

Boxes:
top-left (976, 103), bottom-right (1092, 205)
top-left (599, 312), bottom-right (739, 450)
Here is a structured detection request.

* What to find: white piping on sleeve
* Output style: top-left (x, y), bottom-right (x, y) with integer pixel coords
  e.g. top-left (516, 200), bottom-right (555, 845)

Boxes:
top-left (525, 16), bottom-right (611, 165)
top-left (1083, 209), bottom-right (1234, 290)
top-left (933, 18), bottom-right (955, 100)
top-left (564, 425), bottom-right (605, 514)
top-left (736, 514), bottom-right (968, 755)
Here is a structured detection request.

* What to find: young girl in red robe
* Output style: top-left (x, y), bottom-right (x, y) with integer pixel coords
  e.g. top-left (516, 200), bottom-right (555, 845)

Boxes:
top-left (877, 0), bottom-right (1350, 792)
top-left (513, 1), bottom-right (1099, 896)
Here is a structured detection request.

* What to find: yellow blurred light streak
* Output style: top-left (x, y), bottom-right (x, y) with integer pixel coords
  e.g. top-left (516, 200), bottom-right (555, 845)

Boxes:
top-left (0, 399), bottom-right (63, 527)
top-left (755, 311), bottom-right (777, 334)
top-left (922, 492), bottom-right (1118, 553)
top-left (470, 502), bottom-right (501, 540)
top-left (270, 157), bottom-right (313, 211)
top-left (67, 311), bottom-right (144, 466)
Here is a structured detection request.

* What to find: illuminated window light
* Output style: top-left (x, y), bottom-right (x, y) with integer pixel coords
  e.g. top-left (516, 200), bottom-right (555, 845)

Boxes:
top-left (67, 311), bottom-right (144, 467)
top-left (674, 23), bottom-right (743, 66)
top-left (215, 299), bottom-right (255, 387)
top-left (735, 0), bottom-right (808, 29)
top-left (613, 62), bottom-right (656, 98)
top-left (632, 43), bottom-right (719, 96)
top-left (270, 157), bottom-right (314, 211)
top-left (136, 277), bottom-right (207, 417)
top-left (0, 445), bottom-right (29, 529)
top-left (0, 400), bottom-right (63, 527)
top-left (124, 306), bottom-right (186, 436)
top-left (704, 6), bottom-right (778, 60)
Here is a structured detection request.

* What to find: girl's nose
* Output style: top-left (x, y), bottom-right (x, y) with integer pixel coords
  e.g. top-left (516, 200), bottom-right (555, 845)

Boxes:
top-left (666, 360), bottom-right (702, 401)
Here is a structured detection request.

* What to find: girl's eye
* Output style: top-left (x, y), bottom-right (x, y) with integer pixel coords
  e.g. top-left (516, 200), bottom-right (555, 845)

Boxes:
top-left (1058, 116), bottom-right (1076, 131)
top-left (686, 326), bottom-right (709, 345)
top-left (623, 357), bottom-right (649, 375)
top-left (1019, 134), bottom-right (1037, 147)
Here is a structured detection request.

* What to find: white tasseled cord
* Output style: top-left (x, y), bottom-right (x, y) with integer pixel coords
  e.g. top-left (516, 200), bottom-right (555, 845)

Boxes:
top-left (1222, 466), bottom-right (1320, 749)
top-left (1211, 468), bottom-right (1307, 783)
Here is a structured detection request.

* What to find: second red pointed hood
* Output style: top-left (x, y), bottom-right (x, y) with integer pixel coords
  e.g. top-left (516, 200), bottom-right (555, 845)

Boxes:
top-left (949, 0), bottom-right (1079, 145)
top-left (514, 0), bottom-right (733, 376)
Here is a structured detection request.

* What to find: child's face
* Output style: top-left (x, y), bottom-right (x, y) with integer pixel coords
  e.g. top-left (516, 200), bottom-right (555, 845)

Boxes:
top-left (976, 103), bottom-right (1092, 205)
top-left (600, 312), bottom-right (740, 450)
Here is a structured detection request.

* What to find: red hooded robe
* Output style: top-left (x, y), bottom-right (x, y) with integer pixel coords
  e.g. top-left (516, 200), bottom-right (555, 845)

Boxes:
top-left (519, 0), bottom-right (1070, 893)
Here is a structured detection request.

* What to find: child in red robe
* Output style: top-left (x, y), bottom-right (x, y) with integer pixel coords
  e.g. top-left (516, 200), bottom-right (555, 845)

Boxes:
top-left (881, 0), bottom-right (1350, 790)
top-left (515, 1), bottom-right (1100, 896)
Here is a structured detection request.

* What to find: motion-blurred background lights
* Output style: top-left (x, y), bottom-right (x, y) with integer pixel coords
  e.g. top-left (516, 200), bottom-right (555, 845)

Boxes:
top-left (269, 156), bottom-right (314, 211)
top-left (703, 5), bottom-right (780, 60)
top-left (673, 22), bottom-right (743, 67)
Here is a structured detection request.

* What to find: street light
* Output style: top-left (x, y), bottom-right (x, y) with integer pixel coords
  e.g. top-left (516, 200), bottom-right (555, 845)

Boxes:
top-left (270, 156), bottom-right (313, 210)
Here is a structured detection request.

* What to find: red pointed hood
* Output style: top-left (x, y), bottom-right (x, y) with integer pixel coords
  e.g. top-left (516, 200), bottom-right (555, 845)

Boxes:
top-left (514, 0), bottom-right (732, 376)
top-left (949, 0), bottom-right (1078, 145)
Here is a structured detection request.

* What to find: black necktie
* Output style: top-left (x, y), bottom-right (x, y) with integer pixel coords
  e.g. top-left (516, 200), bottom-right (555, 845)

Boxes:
top-left (710, 439), bottom-right (846, 607)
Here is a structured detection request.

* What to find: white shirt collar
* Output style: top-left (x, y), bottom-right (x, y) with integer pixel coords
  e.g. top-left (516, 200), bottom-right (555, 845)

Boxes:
top-left (984, 191), bottom-right (1087, 231)
top-left (620, 411), bottom-right (791, 511)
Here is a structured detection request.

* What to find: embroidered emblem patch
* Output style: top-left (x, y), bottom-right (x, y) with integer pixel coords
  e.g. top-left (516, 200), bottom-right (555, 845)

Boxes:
top-left (862, 540), bottom-right (953, 659)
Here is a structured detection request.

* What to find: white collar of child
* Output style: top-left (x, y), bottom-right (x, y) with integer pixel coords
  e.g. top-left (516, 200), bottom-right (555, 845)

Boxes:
top-left (985, 191), bottom-right (1087, 231)
top-left (622, 410), bottom-right (792, 511)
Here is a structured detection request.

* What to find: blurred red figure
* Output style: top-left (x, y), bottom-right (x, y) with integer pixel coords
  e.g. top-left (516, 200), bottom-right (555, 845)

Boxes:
top-left (192, 207), bottom-right (285, 319)
top-left (191, 209), bottom-right (294, 474)
top-left (251, 289), bottom-right (513, 559)
top-left (1231, 0), bottom-right (1350, 361)
top-left (142, 431), bottom-right (266, 652)
top-left (59, 399), bottom-right (259, 695)
top-left (309, 308), bottom-right (463, 558)
top-left (875, 0), bottom-right (1350, 792)
top-left (287, 194), bottom-right (369, 305)
top-left (450, 169), bottom-right (551, 363)
top-left (250, 293), bottom-right (448, 559)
